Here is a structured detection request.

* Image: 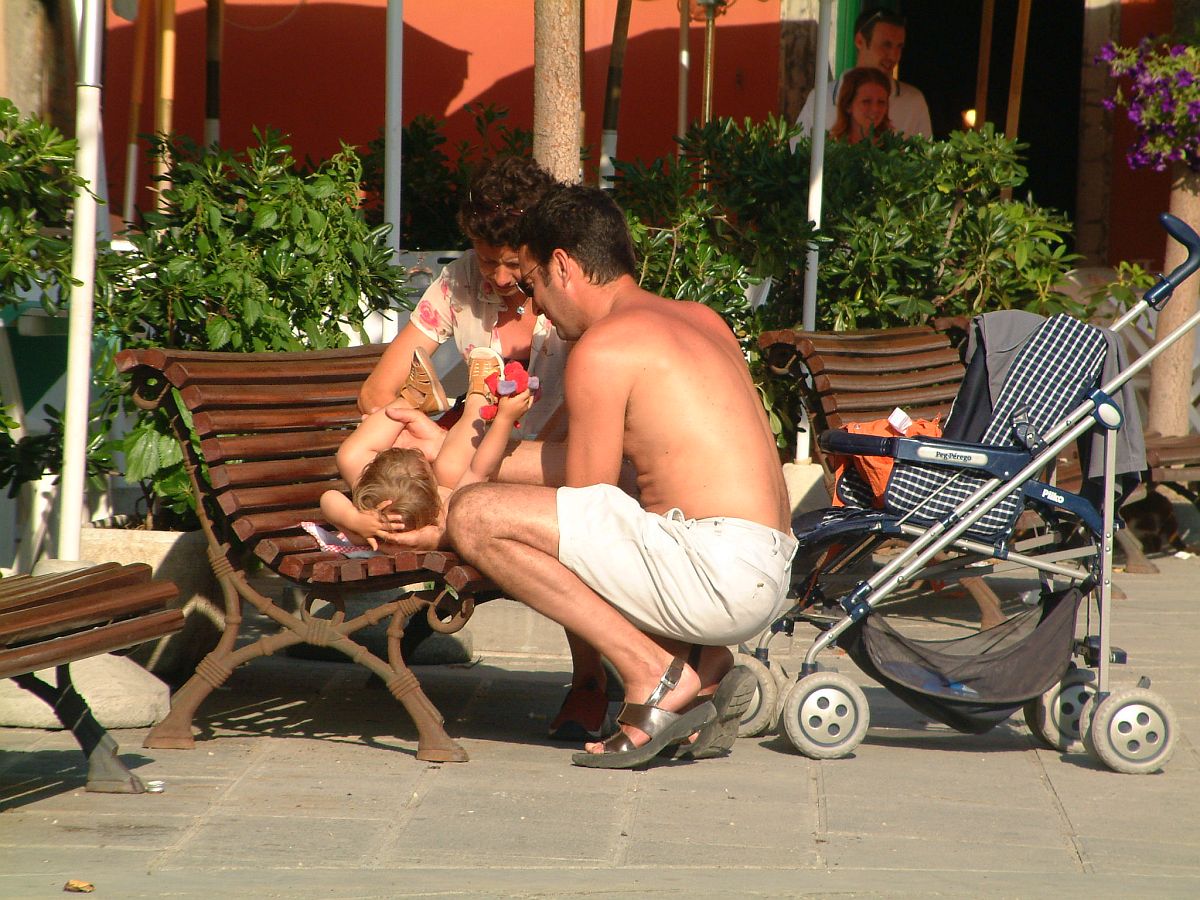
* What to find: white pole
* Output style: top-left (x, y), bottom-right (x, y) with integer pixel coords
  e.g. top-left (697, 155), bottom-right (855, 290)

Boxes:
top-left (802, 0), bottom-right (834, 332)
top-left (384, 0), bottom-right (404, 258)
top-left (58, 0), bottom-right (104, 561)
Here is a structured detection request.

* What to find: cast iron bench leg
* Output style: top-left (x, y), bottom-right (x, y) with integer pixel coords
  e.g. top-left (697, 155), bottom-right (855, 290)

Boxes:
top-left (13, 666), bottom-right (147, 793)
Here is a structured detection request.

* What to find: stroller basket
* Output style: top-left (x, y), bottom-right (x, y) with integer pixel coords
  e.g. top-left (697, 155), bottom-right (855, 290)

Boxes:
top-left (839, 583), bottom-right (1089, 734)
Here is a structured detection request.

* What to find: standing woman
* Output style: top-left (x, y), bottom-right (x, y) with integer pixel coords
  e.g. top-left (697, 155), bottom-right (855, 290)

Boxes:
top-left (358, 157), bottom-right (567, 439)
top-left (830, 66), bottom-right (893, 145)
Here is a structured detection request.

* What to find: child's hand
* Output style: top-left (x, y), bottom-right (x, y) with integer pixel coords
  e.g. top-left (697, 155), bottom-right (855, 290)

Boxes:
top-left (494, 388), bottom-right (534, 423)
top-left (359, 500), bottom-right (408, 550)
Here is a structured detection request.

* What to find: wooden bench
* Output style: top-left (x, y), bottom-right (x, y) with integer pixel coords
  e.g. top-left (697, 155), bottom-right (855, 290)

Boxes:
top-left (0, 563), bottom-right (183, 793)
top-left (116, 345), bottom-right (501, 763)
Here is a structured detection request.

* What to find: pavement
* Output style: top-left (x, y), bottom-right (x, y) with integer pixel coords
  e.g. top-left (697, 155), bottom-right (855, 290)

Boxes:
top-left (1, 551), bottom-right (1199, 898)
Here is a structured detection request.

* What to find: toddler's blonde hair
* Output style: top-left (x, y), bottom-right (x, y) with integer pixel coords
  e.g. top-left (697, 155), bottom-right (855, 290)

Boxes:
top-left (351, 447), bottom-right (440, 530)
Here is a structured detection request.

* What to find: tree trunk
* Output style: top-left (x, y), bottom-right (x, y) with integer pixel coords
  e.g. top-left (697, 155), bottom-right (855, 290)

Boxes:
top-left (533, 0), bottom-right (581, 183)
top-left (1147, 165), bottom-right (1200, 437)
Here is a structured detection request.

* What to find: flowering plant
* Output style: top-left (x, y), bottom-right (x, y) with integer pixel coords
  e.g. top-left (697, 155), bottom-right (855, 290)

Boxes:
top-left (1100, 38), bottom-right (1200, 172)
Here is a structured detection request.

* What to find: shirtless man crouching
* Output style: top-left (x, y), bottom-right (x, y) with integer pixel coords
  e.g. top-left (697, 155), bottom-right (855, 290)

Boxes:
top-left (445, 184), bottom-right (797, 768)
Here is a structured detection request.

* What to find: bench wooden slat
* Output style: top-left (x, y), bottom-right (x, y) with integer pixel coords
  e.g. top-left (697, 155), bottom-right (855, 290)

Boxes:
top-left (0, 581), bottom-right (180, 646)
top-left (217, 481), bottom-right (339, 519)
top-left (0, 609), bottom-right (186, 682)
top-left (0, 563), bottom-right (149, 612)
top-left (200, 431), bottom-right (349, 466)
top-left (209, 456), bottom-right (342, 490)
top-left (254, 535), bottom-right (323, 565)
top-left (759, 325), bottom-right (936, 346)
top-left (803, 347), bottom-right (962, 377)
top-left (182, 384), bottom-right (363, 415)
top-left (191, 405), bottom-right (360, 436)
top-left (825, 402), bottom-right (958, 432)
top-left (820, 383), bottom-right (961, 416)
top-left (230, 505), bottom-right (325, 543)
top-left (796, 332), bottom-right (952, 357)
top-left (814, 364), bottom-right (966, 395)
top-left (124, 344), bottom-right (385, 379)
top-left (1145, 436), bottom-right (1200, 467)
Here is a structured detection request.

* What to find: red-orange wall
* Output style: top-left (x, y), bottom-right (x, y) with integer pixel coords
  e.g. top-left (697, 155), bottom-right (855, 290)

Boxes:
top-left (103, 1), bottom-right (783, 218)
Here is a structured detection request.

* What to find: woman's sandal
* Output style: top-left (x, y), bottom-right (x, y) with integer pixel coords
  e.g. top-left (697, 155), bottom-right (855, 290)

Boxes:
top-left (571, 655), bottom-right (716, 770)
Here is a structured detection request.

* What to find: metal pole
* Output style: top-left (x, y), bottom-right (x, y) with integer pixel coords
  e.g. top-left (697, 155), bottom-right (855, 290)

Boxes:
top-left (204, 0), bottom-right (224, 147)
top-left (677, 0), bottom-right (690, 146)
top-left (58, 0), bottom-right (104, 561)
top-left (122, 4), bottom-right (150, 222)
top-left (802, 0), bottom-right (834, 332)
top-left (153, 0), bottom-right (176, 211)
top-left (701, 4), bottom-right (716, 125)
top-left (974, 0), bottom-right (994, 128)
top-left (598, 0), bottom-right (632, 187)
top-left (384, 0), bottom-right (404, 257)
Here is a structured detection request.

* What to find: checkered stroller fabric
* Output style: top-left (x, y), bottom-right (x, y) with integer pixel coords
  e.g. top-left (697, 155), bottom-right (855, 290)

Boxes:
top-left (839, 314), bottom-right (1109, 540)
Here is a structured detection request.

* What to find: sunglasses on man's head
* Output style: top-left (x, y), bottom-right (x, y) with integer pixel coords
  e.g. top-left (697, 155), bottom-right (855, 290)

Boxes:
top-left (468, 189), bottom-right (523, 218)
top-left (515, 265), bottom-right (539, 299)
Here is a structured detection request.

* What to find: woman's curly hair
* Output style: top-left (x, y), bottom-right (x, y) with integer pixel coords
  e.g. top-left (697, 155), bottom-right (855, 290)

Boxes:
top-left (457, 156), bottom-right (558, 249)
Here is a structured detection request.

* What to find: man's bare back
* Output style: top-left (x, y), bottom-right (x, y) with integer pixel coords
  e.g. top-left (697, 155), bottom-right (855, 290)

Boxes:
top-left (564, 286), bottom-right (790, 532)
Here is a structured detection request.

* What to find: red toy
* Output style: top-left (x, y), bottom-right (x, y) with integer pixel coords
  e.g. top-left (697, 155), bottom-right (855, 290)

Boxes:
top-left (480, 360), bottom-right (541, 424)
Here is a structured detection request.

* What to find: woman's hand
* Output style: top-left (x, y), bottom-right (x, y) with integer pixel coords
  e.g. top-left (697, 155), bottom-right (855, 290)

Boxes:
top-left (384, 404), bottom-right (448, 460)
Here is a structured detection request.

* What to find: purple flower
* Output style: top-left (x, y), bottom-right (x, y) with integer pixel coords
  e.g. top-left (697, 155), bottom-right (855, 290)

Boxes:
top-left (1188, 100), bottom-right (1200, 121)
top-left (1098, 43), bottom-right (1117, 63)
top-left (1102, 97), bottom-right (1117, 111)
top-left (1177, 69), bottom-right (1195, 88)
top-left (1171, 44), bottom-right (1187, 57)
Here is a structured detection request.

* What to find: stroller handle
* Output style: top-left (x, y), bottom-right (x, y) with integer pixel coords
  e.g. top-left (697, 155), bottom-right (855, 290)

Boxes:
top-left (818, 430), bottom-right (894, 458)
top-left (1143, 213), bottom-right (1200, 308)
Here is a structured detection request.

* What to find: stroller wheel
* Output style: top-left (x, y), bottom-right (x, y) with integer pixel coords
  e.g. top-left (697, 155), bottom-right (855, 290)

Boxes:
top-left (780, 672), bottom-right (870, 759)
top-left (1024, 666), bottom-right (1096, 751)
top-left (1087, 687), bottom-right (1177, 775)
top-left (736, 654), bottom-right (781, 738)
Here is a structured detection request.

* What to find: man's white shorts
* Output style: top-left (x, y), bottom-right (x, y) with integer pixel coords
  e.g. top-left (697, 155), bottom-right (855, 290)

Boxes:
top-left (556, 483), bottom-right (797, 645)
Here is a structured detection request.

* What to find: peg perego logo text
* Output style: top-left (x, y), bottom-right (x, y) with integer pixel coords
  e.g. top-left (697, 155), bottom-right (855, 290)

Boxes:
top-left (915, 446), bottom-right (987, 466)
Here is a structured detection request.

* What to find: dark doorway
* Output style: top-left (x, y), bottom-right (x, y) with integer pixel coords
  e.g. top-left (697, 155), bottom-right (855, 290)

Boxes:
top-left (900, 1), bottom-right (1084, 224)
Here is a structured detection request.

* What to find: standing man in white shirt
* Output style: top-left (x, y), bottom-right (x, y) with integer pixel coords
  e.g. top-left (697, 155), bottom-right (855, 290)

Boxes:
top-left (792, 6), bottom-right (932, 147)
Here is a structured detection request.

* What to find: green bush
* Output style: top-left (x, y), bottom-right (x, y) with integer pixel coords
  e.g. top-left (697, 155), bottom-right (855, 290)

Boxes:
top-left (0, 97), bottom-right (87, 314)
top-left (97, 129), bottom-right (408, 524)
top-left (615, 117), bottom-right (1081, 333)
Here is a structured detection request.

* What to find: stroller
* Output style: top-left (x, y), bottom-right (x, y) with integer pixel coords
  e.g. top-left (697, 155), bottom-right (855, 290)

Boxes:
top-left (749, 212), bottom-right (1200, 775)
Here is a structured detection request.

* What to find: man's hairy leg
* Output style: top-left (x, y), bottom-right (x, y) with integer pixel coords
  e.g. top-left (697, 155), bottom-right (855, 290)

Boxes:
top-left (446, 483), bottom-right (700, 744)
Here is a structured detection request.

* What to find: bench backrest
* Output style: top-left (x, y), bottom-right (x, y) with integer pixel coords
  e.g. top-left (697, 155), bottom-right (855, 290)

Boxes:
top-left (116, 347), bottom-right (481, 592)
top-left (759, 322), bottom-right (965, 451)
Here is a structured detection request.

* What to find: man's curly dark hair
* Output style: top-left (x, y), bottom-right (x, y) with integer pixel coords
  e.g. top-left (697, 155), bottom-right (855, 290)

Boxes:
top-left (457, 157), bottom-right (558, 249)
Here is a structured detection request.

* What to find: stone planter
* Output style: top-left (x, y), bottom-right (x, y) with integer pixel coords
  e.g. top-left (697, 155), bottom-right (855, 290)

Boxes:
top-left (78, 526), bottom-right (223, 679)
